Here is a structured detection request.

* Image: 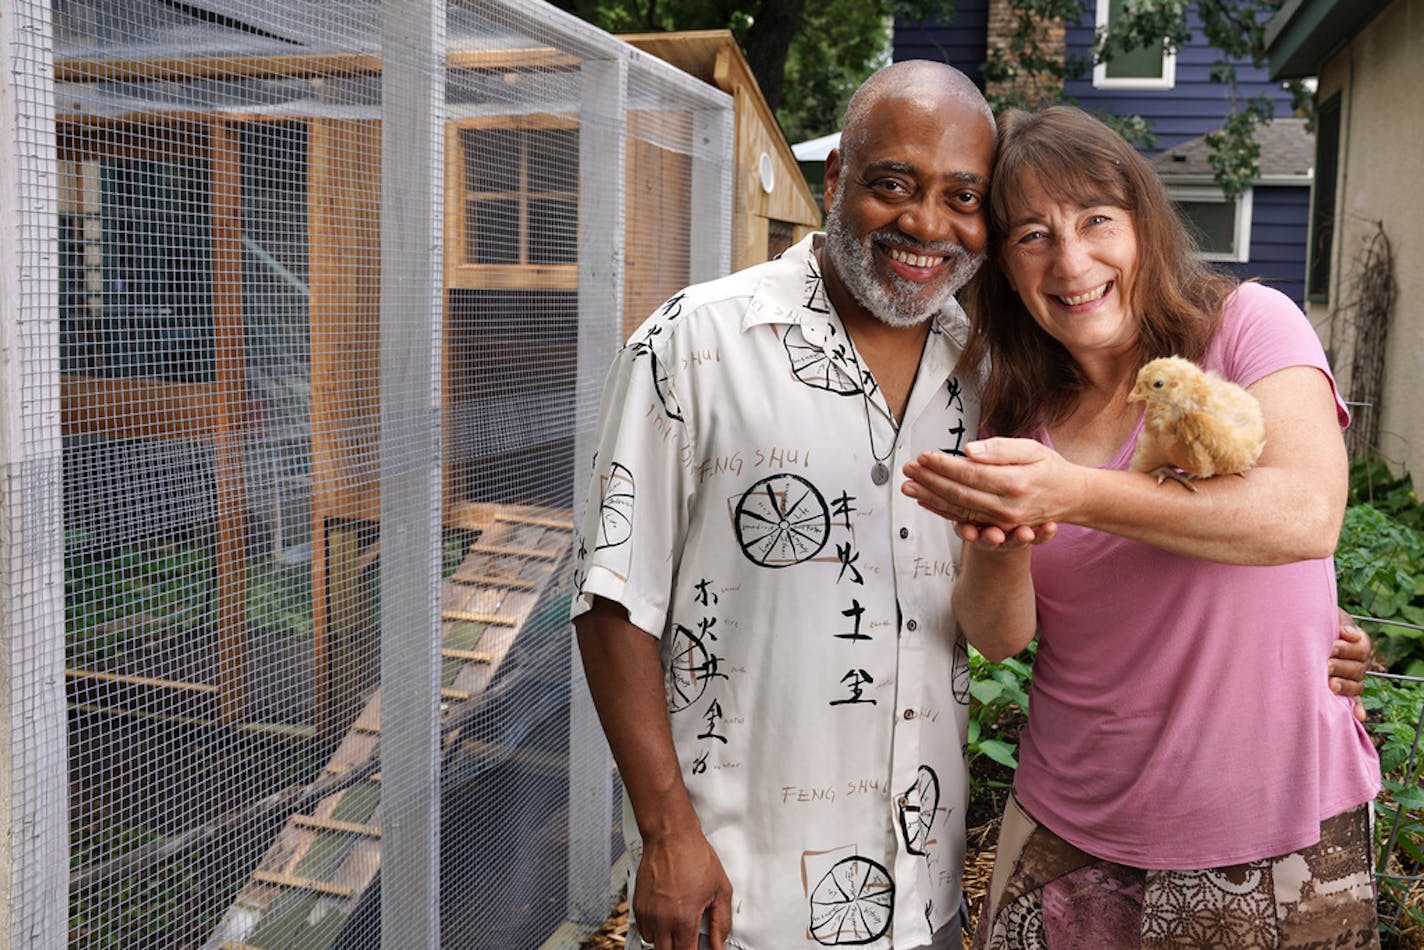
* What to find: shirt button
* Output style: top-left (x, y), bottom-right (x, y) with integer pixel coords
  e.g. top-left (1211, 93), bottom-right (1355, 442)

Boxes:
top-left (899, 527), bottom-right (909, 539)
top-left (906, 619), bottom-right (918, 632)
top-left (903, 708), bottom-right (916, 720)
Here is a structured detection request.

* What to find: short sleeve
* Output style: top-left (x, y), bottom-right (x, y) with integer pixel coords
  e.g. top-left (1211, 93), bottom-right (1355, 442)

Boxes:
top-left (1210, 282), bottom-right (1350, 429)
top-left (570, 328), bottom-right (693, 639)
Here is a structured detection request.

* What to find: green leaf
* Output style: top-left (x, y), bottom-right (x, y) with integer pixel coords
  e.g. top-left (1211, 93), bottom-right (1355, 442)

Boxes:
top-left (1383, 782), bottom-right (1424, 811)
top-left (974, 739), bottom-right (1020, 769)
top-left (969, 680), bottom-right (1005, 704)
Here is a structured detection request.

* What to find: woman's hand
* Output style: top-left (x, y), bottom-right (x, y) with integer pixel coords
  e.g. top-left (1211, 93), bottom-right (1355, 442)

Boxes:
top-left (903, 438), bottom-right (1087, 529)
top-left (952, 519), bottom-right (1059, 551)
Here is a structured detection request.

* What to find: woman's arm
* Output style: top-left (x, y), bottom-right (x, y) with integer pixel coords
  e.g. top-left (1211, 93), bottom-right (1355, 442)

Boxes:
top-left (906, 365), bottom-right (1347, 566)
top-left (951, 539), bottom-right (1039, 662)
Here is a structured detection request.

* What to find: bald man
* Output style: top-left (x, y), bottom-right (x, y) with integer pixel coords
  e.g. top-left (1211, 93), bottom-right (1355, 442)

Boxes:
top-left (573, 61), bottom-right (994, 949)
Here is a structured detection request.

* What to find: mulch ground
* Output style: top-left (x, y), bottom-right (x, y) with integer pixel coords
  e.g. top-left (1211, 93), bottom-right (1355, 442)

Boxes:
top-left (578, 821), bottom-right (1001, 950)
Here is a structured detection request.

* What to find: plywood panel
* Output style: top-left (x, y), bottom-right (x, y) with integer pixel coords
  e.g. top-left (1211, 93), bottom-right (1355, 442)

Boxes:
top-left (309, 119), bottom-right (383, 522)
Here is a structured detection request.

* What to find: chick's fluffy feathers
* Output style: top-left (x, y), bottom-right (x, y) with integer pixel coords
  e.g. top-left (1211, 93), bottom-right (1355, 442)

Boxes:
top-left (1128, 356), bottom-right (1265, 488)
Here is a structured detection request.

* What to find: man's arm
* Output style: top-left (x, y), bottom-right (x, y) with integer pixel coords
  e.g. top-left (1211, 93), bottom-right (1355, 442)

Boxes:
top-left (575, 596), bottom-right (732, 950)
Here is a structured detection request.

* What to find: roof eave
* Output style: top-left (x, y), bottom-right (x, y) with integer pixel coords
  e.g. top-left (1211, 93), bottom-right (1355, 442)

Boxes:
top-left (1156, 172), bottom-right (1313, 187)
top-left (1265, 0), bottom-right (1394, 80)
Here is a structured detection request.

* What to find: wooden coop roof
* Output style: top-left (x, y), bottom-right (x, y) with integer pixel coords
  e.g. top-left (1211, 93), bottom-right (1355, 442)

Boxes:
top-left (622, 30), bottom-right (823, 266)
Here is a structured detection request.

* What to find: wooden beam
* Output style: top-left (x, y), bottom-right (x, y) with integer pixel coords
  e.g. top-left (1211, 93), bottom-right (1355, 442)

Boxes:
top-left (444, 263), bottom-right (577, 291)
top-left (209, 117), bottom-right (249, 725)
top-left (66, 668), bottom-right (220, 694)
top-left (55, 48), bottom-right (579, 85)
top-left (61, 375), bottom-right (243, 441)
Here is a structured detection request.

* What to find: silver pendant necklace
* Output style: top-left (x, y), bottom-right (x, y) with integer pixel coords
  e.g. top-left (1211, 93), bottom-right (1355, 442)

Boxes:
top-left (843, 325), bottom-right (927, 487)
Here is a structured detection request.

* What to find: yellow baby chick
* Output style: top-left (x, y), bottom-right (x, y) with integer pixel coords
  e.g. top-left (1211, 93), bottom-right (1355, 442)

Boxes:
top-left (1127, 356), bottom-right (1265, 492)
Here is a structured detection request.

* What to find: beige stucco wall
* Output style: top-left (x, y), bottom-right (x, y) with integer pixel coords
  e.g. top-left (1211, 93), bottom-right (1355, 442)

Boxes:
top-left (1308, 0), bottom-right (1424, 476)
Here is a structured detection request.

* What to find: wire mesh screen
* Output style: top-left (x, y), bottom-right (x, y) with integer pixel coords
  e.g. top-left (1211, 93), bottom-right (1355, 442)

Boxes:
top-left (3, 0), bottom-right (732, 945)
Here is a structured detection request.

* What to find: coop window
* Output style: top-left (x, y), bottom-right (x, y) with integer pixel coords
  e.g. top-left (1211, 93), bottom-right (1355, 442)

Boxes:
top-left (1307, 94), bottom-right (1341, 302)
top-left (1169, 186), bottom-right (1253, 263)
top-left (461, 125), bottom-right (578, 267)
top-left (60, 158), bottom-right (216, 383)
top-left (1093, 0), bottom-right (1177, 90)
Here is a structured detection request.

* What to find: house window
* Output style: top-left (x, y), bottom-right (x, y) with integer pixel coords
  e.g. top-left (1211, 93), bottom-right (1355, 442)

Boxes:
top-left (1094, 0), bottom-right (1176, 90)
top-left (1307, 94), bottom-right (1341, 302)
top-left (1169, 186), bottom-right (1253, 263)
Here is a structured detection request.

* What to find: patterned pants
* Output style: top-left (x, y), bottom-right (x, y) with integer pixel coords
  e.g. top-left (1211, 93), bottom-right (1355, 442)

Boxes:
top-left (974, 796), bottom-right (1380, 949)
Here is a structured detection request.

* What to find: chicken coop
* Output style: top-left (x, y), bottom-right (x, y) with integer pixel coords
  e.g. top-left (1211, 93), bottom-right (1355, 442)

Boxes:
top-left (1, 0), bottom-right (737, 946)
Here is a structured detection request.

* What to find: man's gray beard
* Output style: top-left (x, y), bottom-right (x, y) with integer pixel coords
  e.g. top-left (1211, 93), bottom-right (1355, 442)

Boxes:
top-left (825, 194), bottom-right (985, 328)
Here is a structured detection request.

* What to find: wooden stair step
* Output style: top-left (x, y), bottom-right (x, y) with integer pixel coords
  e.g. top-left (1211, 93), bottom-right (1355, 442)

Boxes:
top-left (441, 647), bottom-right (492, 663)
top-left (291, 815), bottom-right (381, 838)
top-left (250, 870), bottom-right (354, 898)
top-left (440, 608), bottom-right (517, 626)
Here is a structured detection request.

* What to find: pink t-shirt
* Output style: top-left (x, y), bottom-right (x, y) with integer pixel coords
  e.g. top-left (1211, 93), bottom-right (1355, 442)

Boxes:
top-left (1014, 281), bottom-right (1380, 869)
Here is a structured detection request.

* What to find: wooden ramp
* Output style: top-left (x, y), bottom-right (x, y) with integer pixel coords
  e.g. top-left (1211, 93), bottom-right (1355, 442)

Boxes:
top-left (206, 507), bottom-right (574, 949)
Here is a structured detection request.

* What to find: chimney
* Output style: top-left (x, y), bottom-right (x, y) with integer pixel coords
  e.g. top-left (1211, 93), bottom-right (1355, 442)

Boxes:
top-left (986, 0), bottom-right (1066, 107)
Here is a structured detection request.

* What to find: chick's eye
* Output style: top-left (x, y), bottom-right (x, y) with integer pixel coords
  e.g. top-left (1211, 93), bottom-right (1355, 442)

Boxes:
top-left (1152, 379), bottom-right (1164, 389)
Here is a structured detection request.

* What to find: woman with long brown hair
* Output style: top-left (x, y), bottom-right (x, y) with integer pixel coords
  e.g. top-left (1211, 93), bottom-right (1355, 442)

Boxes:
top-left (905, 105), bottom-right (1381, 948)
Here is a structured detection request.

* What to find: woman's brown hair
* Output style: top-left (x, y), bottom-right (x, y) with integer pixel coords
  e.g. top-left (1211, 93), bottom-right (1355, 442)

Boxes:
top-left (961, 105), bottom-right (1239, 437)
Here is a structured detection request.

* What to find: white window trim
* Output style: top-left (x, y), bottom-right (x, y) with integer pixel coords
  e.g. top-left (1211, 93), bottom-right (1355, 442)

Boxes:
top-left (1168, 184), bottom-right (1253, 263)
top-left (1093, 0), bottom-right (1177, 90)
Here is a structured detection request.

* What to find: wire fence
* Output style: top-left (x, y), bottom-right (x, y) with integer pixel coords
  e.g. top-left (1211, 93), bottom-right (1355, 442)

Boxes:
top-left (3, 0), bottom-right (732, 945)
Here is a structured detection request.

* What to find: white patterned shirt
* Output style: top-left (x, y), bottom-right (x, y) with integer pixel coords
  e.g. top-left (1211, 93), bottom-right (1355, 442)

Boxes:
top-left (573, 234), bottom-right (979, 949)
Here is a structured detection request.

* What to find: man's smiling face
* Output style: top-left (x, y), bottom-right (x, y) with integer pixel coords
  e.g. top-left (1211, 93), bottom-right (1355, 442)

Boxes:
top-left (821, 92), bottom-right (995, 328)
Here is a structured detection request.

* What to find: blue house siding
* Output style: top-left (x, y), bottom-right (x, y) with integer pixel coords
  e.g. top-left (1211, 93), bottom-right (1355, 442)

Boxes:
top-left (1062, 5), bottom-right (1296, 155)
top-left (893, 4), bottom-right (1311, 309)
top-left (1218, 184), bottom-right (1309, 306)
top-left (894, 4), bottom-right (1298, 157)
top-left (893, 1), bottom-right (989, 88)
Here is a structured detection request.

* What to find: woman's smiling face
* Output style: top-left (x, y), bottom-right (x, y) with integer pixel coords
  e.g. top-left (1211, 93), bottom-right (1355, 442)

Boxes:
top-left (998, 172), bottom-right (1142, 361)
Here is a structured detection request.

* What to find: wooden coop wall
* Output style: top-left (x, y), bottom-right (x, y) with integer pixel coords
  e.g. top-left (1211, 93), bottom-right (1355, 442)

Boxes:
top-left (56, 59), bottom-right (712, 739)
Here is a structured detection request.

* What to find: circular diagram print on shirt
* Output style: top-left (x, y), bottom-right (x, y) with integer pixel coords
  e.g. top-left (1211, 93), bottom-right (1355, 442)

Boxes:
top-left (897, 765), bottom-right (941, 856)
top-left (784, 328), bottom-right (860, 395)
top-left (648, 350), bottom-right (683, 421)
top-left (665, 623), bottom-right (714, 713)
top-left (733, 473), bottom-right (830, 567)
top-left (595, 462), bottom-right (635, 550)
top-left (809, 856), bottom-right (895, 945)
top-left (952, 637), bottom-right (971, 705)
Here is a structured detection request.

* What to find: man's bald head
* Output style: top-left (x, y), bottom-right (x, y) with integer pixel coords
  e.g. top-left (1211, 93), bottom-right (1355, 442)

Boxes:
top-left (839, 61), bottom-right (992, 170)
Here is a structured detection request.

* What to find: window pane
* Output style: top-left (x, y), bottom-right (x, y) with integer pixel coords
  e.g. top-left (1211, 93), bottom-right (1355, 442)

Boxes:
top-left (527, 199), bottom-right (577, 264)
top-left (1175, 200), bottom-right (1236, 256)
top-left (471, 198), bottom-right (520, 264)
top-left (526, 128), bottom-right (579, 193)
top-left (1308, 96), bottom-right (1342, 299)
top-left (463, 128), bottom-right (519, 193)
top-left (1105, 0), bottom-right (1165, 79)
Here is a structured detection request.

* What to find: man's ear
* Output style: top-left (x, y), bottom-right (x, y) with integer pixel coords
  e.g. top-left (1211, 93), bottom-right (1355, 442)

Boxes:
top-left (822, 148), bottom-right (842, 216)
